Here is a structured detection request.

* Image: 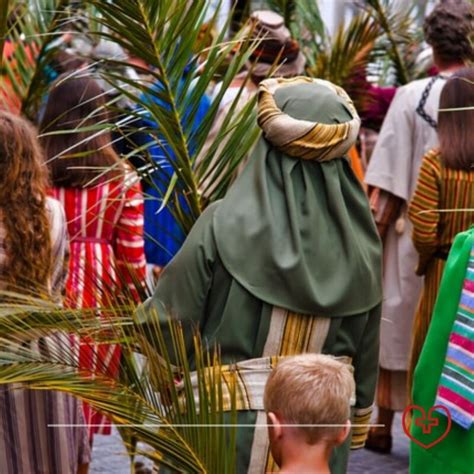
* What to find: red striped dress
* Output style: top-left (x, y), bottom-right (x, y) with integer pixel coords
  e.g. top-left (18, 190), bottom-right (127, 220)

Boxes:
top-left (51, 173), bottom-right (147, 437)
top-left (408, 149), bottom-right (474, 390)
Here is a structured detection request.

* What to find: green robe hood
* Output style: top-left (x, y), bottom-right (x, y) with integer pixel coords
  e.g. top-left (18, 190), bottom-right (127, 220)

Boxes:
top-left (213, 79), bottom-right (382, 316)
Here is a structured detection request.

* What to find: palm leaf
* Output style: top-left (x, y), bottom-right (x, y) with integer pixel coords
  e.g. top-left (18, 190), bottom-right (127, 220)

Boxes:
top-left (1, 0), bottom-right (73, 119)
top-left (306, 12), bottom-right (380, 113)
top-left (64, 0), bottom-right (261, 238)
top-left (291, 0), bottom-right (327, 62)
top-left (0, 290), bottom-right (239, 473)
top-left (26, 0), bottom-right (261, 254)
top-left (363, 0), bottom-right (417, 85)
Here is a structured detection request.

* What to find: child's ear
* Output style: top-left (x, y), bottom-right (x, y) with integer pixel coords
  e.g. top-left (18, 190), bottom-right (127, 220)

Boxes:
top-left (267, 412), bottom-right (283, 440)
top-left (335, 419), bottom-right (351, 446)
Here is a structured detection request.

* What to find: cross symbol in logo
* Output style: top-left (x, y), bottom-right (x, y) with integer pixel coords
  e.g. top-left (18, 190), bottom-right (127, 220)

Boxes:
top-left (414, 412), bottom-right (440, 434)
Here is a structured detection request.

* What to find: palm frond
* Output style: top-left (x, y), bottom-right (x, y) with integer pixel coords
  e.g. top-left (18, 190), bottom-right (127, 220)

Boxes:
top-left (363, 0), bottom-right (417, 85)
top-left (1, 0), bottom-right (74, 119)
top-left (292, 0), bottom-right (327, 59)
top-left (307, 12), bottom-right (380, 112)
top-left (0, 289), bottom-right (238, 473)
top-left (69, 0), bottom-right (260, 237)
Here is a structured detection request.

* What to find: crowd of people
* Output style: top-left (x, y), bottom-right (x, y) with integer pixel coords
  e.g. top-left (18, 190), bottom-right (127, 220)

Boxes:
top-left (0, 1), bottom-right (473, 473)
top-left (365, 0), bottom-right (474, 454)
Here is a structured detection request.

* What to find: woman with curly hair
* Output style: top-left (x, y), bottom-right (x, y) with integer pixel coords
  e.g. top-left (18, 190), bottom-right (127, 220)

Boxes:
top-left (0, 111), bottom-right (90, 473)
top-left (40, 74), bottom-right (147, 441)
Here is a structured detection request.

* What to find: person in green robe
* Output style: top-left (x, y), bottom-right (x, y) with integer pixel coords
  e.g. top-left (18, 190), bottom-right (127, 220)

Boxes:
top-left (138, 77), bottom-right (383, 473)
top-left (410, 227), bottom-right (474, 474)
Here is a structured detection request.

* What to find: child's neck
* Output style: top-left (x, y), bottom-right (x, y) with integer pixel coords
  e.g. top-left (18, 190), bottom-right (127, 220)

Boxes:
top-left (278, 441), bottom-right (332, 474)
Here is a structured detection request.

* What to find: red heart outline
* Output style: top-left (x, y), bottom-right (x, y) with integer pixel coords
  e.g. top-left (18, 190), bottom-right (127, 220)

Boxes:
top-left (402, 404), bottom-right (452, 449)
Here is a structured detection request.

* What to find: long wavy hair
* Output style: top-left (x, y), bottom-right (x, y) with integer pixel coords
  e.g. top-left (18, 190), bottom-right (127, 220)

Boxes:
top-left (0, 111), bottom-right (52, 293)
top-left (40, 74), bottom-right (124, 187)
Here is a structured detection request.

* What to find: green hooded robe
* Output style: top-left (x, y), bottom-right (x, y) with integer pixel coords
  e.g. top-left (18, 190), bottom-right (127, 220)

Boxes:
top-left (139, 78), bottom-right (383, 473)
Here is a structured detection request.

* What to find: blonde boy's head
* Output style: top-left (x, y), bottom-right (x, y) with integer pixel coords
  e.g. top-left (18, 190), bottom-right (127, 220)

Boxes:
top-left (264, 354), bottom-right (355, 445)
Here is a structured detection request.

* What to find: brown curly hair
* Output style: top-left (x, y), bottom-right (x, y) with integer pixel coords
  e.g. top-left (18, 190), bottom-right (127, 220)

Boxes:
top-left (424, 0), bottom-right (473, 63)
top-left (0, 111), bottom-right (53, 293)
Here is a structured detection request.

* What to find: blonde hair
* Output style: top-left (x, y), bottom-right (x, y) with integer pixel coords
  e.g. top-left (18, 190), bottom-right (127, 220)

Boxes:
top-left (264, 354), bottom-right (355, 444)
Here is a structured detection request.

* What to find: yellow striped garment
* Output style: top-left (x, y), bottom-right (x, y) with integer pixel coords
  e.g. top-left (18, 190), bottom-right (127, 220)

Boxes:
top-left (408, 149), bottom-right (474, 393)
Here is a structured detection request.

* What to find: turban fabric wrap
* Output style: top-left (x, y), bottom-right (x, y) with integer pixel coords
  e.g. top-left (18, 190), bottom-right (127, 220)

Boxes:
top-left (257, 77), bottom-right (361, 161)
top-left (213, 77), bottom-right (382, 316)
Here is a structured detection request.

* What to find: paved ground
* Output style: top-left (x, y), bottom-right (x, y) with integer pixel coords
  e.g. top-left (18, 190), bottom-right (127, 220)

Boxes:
top-left (92, 412), bottom-right (409, 473)
top-left (348, 413), bottom-right (409, 474)
top-left (91, 431), bottom-right (134, 473)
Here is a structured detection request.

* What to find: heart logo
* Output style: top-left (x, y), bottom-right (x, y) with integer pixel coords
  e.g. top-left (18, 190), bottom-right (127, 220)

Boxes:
top-left (402, 404), bottom-right (452, 449)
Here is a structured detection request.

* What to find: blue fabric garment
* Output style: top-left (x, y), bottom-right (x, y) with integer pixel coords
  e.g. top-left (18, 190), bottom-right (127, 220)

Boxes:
top-left (140, 79), bottom-right (211, 266)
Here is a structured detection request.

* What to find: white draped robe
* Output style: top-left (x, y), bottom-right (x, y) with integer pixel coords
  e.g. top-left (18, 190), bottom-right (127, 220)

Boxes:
top-left (365, 75), bottom-right (448, 371)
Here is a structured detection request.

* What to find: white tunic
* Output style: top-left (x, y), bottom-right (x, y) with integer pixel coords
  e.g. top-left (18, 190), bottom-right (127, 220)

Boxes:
top-left (365, 75), bottom-right (447, 371)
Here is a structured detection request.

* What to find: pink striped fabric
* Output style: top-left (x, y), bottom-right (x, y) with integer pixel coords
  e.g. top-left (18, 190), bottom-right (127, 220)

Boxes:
top-left (51, 173), bottom-right (147, 437)
top-left (435, 244), bottom-right (474, 429)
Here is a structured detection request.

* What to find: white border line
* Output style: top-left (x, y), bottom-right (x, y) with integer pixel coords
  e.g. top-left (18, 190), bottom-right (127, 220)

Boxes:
top-left (49, 423), bottom-right (385, 428)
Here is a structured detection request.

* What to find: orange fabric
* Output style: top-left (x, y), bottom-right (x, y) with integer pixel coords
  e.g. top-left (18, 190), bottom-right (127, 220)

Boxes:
top-left (348, 145), bottom-right (365, 183)
top-left (1, 40), bottom-right (37, 114)
top-left (1, 41), bottom-right (22, 113)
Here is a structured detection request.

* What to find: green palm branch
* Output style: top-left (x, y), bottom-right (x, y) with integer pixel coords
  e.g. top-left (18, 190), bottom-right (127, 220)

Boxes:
top-left (11, 0), bottom-right (262, 253)
top-left (307, 12), bottom-right (381, 111)
top-left (0, 289), bottom-right (238, 473)
top-left (364, 0), bottom-right (418, 85)
top-left (58, 0), bottom-right (261, 237)
top-left (1, 0), bottom-right (74, 119)
top-left (283, 0), bottom-right (419, 90)
top-left (290, 0), bottom-right (327, 61)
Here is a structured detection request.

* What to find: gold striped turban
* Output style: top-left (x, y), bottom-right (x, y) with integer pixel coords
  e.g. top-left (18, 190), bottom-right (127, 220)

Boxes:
top-left (257, 77), bottom-right (361, 161)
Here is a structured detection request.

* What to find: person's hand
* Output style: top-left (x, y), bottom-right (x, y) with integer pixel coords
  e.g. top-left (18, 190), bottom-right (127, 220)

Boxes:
top-left (368, 187), bottom-right (380, 214)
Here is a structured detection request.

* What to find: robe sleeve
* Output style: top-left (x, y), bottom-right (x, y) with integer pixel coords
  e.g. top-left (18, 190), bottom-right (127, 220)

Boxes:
top-left (365, 85), bottom-right (415, 201)
top-left (351, 303), bottom-right (382, 449)
top-left (136, 203), bottom-right (219, 358)
top-left (408, 151), bottom-right (441, 275)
